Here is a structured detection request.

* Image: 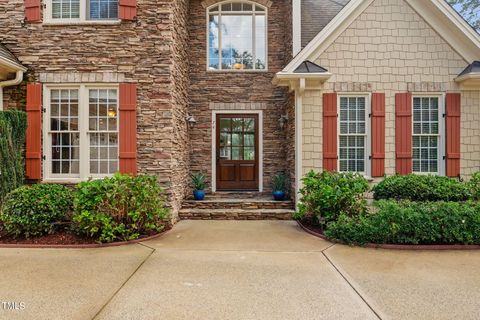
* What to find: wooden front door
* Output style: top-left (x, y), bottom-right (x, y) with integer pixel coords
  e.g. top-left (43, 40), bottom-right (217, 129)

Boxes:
top-left (216, 114), bottom-right (259, 190)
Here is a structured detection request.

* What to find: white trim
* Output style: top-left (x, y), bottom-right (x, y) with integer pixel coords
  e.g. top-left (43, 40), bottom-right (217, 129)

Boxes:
top-left (282, 0), bottom-right (480, 73)
top-left (42, 83), bottom-right (119, 182)
top-left (292, 0), bottom-right (301, 56)
top-left (44, 0), bottom-right (121, 24)
top-left (206, 1), bottom-right (268, 72)
top-left (211, 110), bottom-right (263, 192)
top-left (294, 91), bottom-right (302, 207)
top-left (0, 56), bottom-right (27, 72)
top-left (410, 93), bottom-right (446, 176)
top-left (336, 93), bottom-right (372, 178)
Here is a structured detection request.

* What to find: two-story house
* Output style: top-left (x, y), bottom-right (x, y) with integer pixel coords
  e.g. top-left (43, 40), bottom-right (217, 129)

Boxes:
top-left (1, 0), bottom-right (480, 220)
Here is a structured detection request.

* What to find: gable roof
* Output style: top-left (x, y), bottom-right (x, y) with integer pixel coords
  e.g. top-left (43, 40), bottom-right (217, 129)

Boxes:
top-left (458, 61), bottom-right (480, 77)
top-left (283, 0), bottom-right (480, 74)
top-left (301, 0), bottom-right (350, 48)
top-left (0, 44), bottom-right (26, 72)
top-left (294, 61), bottom-right (329, 73)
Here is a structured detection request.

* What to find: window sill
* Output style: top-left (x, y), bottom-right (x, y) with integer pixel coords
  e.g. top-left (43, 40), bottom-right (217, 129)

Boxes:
top-left (42, 176), bottom-right (113, 184)
top-left (206, 69), bottom-right (269, 74)
top-left (42, 20), bottom-right (122, 26)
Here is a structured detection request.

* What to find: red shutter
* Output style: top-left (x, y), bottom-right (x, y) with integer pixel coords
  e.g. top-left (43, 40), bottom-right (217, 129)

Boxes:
top-left (25, 0), bottom-right (41, 22)
top-left (119, 83), bottom-right (137, 175)
top-left (323, 93), bottom-right (337, 171)
top-left (395, 93), bottom-right (412, 175)
top-left (371, 93), bottom-right (385, 177)
top-left (119, 0), bottom-right (137, 21)
top-left (25, 84), bottom-right (42, 180)
top-left (446, 93), bottom-right (461, 177)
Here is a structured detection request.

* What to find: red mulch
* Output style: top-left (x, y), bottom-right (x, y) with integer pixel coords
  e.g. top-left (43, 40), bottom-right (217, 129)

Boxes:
top-left (0, 226), bottom-right (171, 246)
top-left (0, 230), bottom-right (96, 245)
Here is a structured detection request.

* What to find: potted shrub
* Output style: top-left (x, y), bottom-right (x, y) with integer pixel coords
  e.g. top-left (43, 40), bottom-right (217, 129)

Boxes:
top-left (272, 172), bottom-right (288, 201)
top-left (191, 172), bottom-right (207, 201)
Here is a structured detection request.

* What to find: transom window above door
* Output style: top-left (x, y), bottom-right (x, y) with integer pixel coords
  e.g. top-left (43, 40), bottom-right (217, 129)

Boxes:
top-left (208, 1), bottom-right (267, 71)
top-left (45, 0), bottom-right (119, 23)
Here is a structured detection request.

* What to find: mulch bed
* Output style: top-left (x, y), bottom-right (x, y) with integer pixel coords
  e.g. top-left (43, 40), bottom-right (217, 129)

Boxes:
top-left (297, 219), bottom-right (480, 250)
top-left (0, 225), bottom-right (172, 248)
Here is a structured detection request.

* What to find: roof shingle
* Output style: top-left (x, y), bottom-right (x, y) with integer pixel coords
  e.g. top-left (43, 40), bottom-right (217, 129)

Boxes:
top-left (301, 0), bottom-right (351, 48)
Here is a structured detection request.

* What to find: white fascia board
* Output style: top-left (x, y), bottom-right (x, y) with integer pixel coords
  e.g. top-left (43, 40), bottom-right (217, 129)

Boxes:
top-left (0, 56), bottom-right (27, 72)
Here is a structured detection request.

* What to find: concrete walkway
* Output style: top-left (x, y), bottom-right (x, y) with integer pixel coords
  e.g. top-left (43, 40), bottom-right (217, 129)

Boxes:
top-left (1, 221), bottom-right (479, 320)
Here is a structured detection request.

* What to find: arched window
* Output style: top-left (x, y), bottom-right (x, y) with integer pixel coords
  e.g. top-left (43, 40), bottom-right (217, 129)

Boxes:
top-left (208, 2), bottom-right (267, 71)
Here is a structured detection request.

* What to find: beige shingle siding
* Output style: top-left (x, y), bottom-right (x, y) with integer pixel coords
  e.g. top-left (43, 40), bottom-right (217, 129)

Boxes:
top-left (302, 0), bottom-right (480, 179)
top-left (301, 0), bottom-right (350, 48)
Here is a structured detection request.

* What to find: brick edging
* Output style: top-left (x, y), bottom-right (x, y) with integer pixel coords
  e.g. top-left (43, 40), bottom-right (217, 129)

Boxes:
top-left (0, 229), bottom-right (171, 249)
top-left (297, 221), bottom-right (480, 250)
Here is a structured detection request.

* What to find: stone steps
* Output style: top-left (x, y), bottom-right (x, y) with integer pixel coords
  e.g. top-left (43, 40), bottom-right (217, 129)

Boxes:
top-left (181, 199), bottom-right (294, 210)
top-left (178, 208), bottom-right (294, 220)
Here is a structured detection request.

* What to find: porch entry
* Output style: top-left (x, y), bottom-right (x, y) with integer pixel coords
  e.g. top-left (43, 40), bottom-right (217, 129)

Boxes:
top-left (216, 114), bottom-right (259, 191)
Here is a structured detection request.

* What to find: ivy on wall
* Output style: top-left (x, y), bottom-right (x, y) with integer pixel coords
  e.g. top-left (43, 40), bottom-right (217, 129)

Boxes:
top-left (0, 110), bottom-right (27, 204)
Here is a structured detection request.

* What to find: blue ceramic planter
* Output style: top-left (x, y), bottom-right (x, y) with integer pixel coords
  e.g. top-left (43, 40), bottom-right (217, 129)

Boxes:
top-left (193, 190), bottom-right (205, 201)
top-left (272, 191), bottom-right (286, 201)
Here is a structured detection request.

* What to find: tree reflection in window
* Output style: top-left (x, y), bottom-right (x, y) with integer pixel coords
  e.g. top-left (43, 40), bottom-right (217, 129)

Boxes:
top-left (208, 2), bottom-right (267, 71)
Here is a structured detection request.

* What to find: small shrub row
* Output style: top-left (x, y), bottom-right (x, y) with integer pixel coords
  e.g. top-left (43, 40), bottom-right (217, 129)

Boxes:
top-left (325, 200), bottom-right (480, 245)
top-left (0, 174), bottom-right (169, 243)
top-left (73, 174), bottom-right (169, 243)
top-left (372, 174), bottom-right (471, 202)
top-left (0, 184), bottom-right (72, 238)
top-left (294, 170), bottom-right (368, 227)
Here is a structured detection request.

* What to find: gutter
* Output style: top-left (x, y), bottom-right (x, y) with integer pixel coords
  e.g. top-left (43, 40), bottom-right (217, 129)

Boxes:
top-left (0, 70), bottom-right (24, 111)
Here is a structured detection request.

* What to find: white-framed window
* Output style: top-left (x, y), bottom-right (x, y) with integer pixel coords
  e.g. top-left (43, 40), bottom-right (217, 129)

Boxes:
top-left (43, 84), bottom-right (119, 182)
top-left (338, 94), bottom-right (371, 176)
top-left (412, 94), bottom-right (445, 175)
top-left (45, 0), bottom-right (119, 23)
top-left (207, 1), bottom-right (267, 71)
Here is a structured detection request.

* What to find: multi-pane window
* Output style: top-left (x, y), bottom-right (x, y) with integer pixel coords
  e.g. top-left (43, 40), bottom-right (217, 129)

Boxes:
top-left (219, 117), bottom-right (256, 161)
top-left (47, 0), bottom-right (119, 21)
top-left (412, 97), bottom-right (440, 173)
top-left (45, 85), bottom-right (119, 180)
top-left (50, 89), bottom-right (80, 174)
top-left (88, 89), bottom-right (119, 175)
top-left (208, 2), bottom-right (267, 71)
top-left (52, 0), bottom-right (80, 19)
top-left (339, 96), bottom-right (367, 173)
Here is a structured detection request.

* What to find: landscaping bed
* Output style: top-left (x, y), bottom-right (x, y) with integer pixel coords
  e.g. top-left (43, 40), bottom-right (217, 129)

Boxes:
top-left (0, 174), bottom-right (171, 246)
top-left (295, 171), bottom-right (480, 248)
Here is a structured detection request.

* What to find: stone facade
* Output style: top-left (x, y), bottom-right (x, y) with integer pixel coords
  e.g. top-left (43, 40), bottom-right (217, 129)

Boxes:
top-left (0, 0), bottom-right (190, 220)
top-left (300, 0), bottom-right (480, 180)
top-left (187, 0), bottom-right (292, 193)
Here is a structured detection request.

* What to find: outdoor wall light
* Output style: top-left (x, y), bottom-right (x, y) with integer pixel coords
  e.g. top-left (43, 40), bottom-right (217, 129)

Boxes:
top-left (278, 114), bottom-right (288, 130)
top-left (186, 114), bottom-right (197, 129)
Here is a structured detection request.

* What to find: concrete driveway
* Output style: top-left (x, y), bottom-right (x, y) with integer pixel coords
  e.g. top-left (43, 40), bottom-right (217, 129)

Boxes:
top-left (1, 220), bottom-right (479, 320)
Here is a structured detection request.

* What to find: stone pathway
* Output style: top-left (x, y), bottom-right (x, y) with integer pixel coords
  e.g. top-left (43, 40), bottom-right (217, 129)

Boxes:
top-left (1, 220), bottom-right (479, 320)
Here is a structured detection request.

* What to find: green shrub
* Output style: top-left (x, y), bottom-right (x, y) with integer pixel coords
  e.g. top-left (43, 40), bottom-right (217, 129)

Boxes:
top-left (0, 110), bottom-right (27, 204)
top-left (372, 174), bottom-right (470, 202)
top-left (325, 200), bottom-right (480, 245)
top-left (0, 184), bottom-right (72, 238)
top-left (295, 171), bottom-right (369, 227)
top-left (468, 172), bottom-right (480, 201)
top-left (72, 173), bottom-right (169, 243)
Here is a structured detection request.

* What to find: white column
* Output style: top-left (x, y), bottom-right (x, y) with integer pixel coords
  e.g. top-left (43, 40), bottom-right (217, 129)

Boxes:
top-left (295, 90), bottom-right (303, 207)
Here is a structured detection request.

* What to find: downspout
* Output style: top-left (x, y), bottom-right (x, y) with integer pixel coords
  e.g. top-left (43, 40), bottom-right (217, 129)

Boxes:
top-left (0, 70), bottom-right (24, 111)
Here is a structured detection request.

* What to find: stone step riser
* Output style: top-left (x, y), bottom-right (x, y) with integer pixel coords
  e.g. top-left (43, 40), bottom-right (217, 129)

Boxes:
top-left (179, 212), bottom-right (293, 221)
top-left (181, 202), bottom-right (294, 210)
